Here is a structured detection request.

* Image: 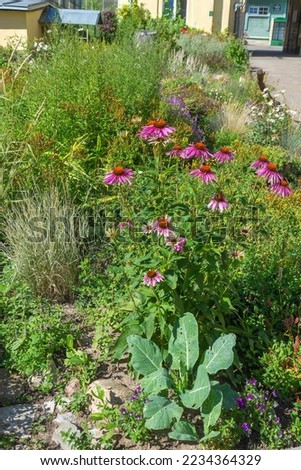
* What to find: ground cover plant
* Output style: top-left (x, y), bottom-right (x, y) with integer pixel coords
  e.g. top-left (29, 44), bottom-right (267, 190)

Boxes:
top-left (0, 7), bottom-right (300, 450)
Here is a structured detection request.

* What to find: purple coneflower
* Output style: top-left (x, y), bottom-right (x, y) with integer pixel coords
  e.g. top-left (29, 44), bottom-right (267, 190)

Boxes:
top-left (103, 166), bottom-right (135, 185)
top-left (152, 216), bottom-right (175, 237)
top-left (270, 179), bottom-right (292, 197)
top-left (138, 119), bottom-right (175, 140)
top-left (208, 193), bottom-right (229, 212)
top-left (182, 142), bottom-right (212, 160)
top-left (166, 235), bottom-right (186, 252)
top-left (214, 146), bottom-right (235, 163)
top-left (118, 221), bottom-right (134, 230)
top-left (143, 270), bottom-right (164, 287)
top-left (256, 163), bottom-right (282, 184)
top-left (166, 144), bottom-right (184, 157)
top-left (142, 222), bottom-right (153, 234)
top-left (251, 154), bottom-right (270, 168)
top-left (190, 164), bottom-right (217, 184)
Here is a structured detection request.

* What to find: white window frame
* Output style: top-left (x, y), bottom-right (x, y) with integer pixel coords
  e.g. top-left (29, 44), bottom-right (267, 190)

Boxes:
top-left (248, 6), bottom-right (270, 16)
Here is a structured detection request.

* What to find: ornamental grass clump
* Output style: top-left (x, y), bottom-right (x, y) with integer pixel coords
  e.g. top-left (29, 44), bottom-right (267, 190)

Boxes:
top-left (3, 189), bottom-right (81, 301)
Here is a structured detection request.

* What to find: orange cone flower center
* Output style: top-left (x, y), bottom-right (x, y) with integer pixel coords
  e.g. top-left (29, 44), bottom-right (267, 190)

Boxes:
top-left (259, 155), bottom-right (269, 162)
top-left (113, 166), bottom-right (125, 176)
top-left (153, 119), bottom-right (166, 128)
top-left (146, 120), bottom-right (156, 126)
top-left (158, 218), bottom-right (169, 229)
top-left (214, 193), bottom-right (225, 202)
top-left (146, 270), bottom-right (157, 278)
top-left (280, 180), bottom-right (288, 187)
top-left (267, 163), bottom-right (277, 171)
top-left (200, 165), bottom-right (211, 173)
top-left (173, 145), bottom-right (182, 150)
top-left (194, 142), bottom-right (206, 150)
top-left (220, 146), bottom-right (230, 153)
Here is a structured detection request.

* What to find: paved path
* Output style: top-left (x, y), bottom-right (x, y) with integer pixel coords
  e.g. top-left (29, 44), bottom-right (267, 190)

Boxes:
top-left (247, 41), bottom-right (301, 120)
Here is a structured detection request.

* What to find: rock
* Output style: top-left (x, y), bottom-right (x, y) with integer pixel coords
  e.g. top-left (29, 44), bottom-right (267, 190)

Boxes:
top-left (53, 412), bottom-right (77, 426)
top-left (28, 374), bottom-right (44, 389)
top-left (55, 397), bottom-right (71, 413)
top-left (88, 379), bottom-right (132, 413)
top-left (43, 398), bottom-right (56, 414)
top-left (0, 368), bottom-right (25, 403)
top-left (65, 378), bottom-right (81, 397)
top-left (0, 404), bottom-right (38, 437)
top-left (52, 422), bottom-right (80, 450)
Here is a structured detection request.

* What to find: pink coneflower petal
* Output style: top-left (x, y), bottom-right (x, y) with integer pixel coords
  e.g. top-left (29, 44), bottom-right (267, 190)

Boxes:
top-left (118, 221), bottom-right (134, 229)
top-left (214, 146), bottom-right (235, 163)
top-left (142, 223), bottom-right (153, 234)
top-left (251, 155), bottom-right (270, 168)
top-left (166, 235), bottom-right (186, 252)
top-left (166, 145), bottom-right (184, 156)
top-left (208, 193), bottom-right (229, 212)
top-left (181, 142), bottom-right (212, 160)
top-left (190, 164), bottom-right (217, 184)
top-left (270, 179), bottom-right (292, 197)
top-left (138, 119), bottom-right (175, 141)
top-left (256, 163), bottom-right (282, 184)
top-left (143, 270), bottom-right (164, 287)
top-left (103, 166), bottom-right (135, 185)
top-left (152, 216), bottom-right (175, 237)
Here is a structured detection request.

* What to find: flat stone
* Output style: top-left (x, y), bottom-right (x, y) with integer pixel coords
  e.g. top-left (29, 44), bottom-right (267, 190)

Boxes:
top-left (52, 422), bottom-right (80, 450)
top-left (0, 404), bottom-right (38, 437)
top-left (43, 398), bottom-right (56, 414)
top-left (0, 369), bottom-right (25, 403)
top-left (64, 378), bottom-right (81, 398)
top-left (88, 379), bottom-right (132, 413)
top-left (53, 412), bottom-right (77, 426)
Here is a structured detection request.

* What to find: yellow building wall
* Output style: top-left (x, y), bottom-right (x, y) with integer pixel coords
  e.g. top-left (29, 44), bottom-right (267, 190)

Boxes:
top-left (117, 1), bottom-right (234, 33)
top-left (0, 10), bottom-right (27, 47)
top-left (186, 0), bottom-right (214, 32)
top-left (26, 9), bottom-right (44, 42)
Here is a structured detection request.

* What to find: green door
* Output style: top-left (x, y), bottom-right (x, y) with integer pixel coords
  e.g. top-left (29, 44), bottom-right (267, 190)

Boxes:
top-left (247, 16), bottom-right (270, 39)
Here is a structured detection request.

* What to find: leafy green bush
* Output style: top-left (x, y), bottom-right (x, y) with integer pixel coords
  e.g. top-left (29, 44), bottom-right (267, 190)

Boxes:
top-left (0, 280), bottom-right (75, 377)
top-left (225, 38), bottom-right (249, 70)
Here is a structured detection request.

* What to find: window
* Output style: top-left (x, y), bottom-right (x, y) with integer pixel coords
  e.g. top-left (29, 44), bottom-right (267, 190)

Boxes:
top-left (249, 6), bottom-right (269, 15)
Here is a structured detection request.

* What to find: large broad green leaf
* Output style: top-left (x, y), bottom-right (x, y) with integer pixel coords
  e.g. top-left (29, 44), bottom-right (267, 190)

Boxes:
top-left (212, 383), bottom-right (238, 409)
top-left (202, 334), bottom-right (236, 374)
top-left (169, 312), bottom-right (199, 371)
top-left (112, 321), bottom-right (143, 360)
top-left (199, 431), bottom-right (220, 443)
top-left (127, 335), bottom-right (163, 376)
top-left (180, 365), bottom-right (210, 409)
top-left (169, 421), bottom-right (199, 442)
top-left (144, 396), bottom-right (183, 430)
top-left (201, 389), bottom-right (223, 435)
top-left (141, 368), bottom-right (175, 395)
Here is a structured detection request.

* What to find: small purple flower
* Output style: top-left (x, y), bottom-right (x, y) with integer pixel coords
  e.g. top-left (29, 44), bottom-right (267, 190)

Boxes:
top-left (241, 422), bottom-right (252, 435)
top-left (236, 397), bottom-right (246, 409)
top-left (256, 403), bottom-right (266, 413)
top-left (152, 216), bottom-right (175, 237)
top-left (246, 378), bottom-right (257, 386)
top-left (190, 164), bottom-right (217, 184)
top-left (246, 394), bottom-right (254, 401)
top-left (135, 414), bottom-right (142, 420)
top-left (166, 145), bottom-right (184, 157)
top-left (129, 411), bottom-right (133, 416)
top-left (208, 193), bottom-right (229, 212)
top-left (120, 407), bottom-right (127, 415)
top-left (135, 385), bottom-right (142, 394)
top-left (274, 416), bottom-right (280, 424)
top-left (256, 163), bottom-right (282, 184)
top-left (131, 394), bottom-right (139, 401)
top-left (272, 389), bottom-right (278, 399)
top-left (213, 146), bottom-right (235, 163)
